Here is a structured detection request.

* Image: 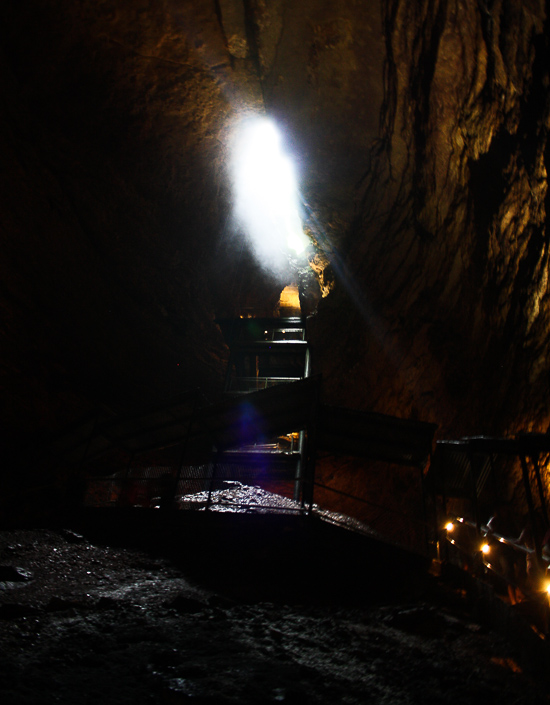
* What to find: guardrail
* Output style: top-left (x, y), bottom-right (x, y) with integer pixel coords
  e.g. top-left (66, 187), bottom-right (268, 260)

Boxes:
top-left (442, 516), bottom-right (550, 633)
top-left (226, 376), bottom-right (302, 393)
top-left (313, 478), bottom-right (432, 556)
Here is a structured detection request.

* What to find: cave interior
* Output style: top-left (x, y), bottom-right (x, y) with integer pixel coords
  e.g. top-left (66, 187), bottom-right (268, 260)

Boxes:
top-left (1, 1), bottom-right (550, 701)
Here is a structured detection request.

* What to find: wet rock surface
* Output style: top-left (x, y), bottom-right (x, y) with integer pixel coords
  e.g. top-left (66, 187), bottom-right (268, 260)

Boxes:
top-left (0, 527), bottom-right (548, 705)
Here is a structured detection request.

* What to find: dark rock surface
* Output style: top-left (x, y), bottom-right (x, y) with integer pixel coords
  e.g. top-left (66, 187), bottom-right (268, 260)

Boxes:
top-left (1, 526), bottom-right (549, 705)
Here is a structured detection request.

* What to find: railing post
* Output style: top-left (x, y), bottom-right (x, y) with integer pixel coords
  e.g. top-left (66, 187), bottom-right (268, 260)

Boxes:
top-left (419, 464), bottom-right (432, 558)
top-left (65, 412), bottom-right (99, 509)
top-left (302, 380), bottom-right (320, 513)
top-left (293, 430), bottom-right (306, 503)
top-left (206, 447), bottom-right (220, 510)
top-left (172, 388), bottom-right (201, 508)
top-left (520, 452), bottom-right (543, 566)
top-left (531, 452), bottom-right (549, 527)
top-left (467, 444), bottom-right (481, 536)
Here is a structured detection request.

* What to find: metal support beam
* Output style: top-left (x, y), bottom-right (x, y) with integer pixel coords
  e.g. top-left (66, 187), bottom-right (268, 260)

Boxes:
top-left (519, 453), bottom-right (543, 565)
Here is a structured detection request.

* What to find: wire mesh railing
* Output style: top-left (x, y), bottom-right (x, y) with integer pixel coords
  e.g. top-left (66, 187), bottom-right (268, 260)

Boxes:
top-left (83, 460), bottom-right (302, 514)
top-left (226, 377), bottom-right (302, 394)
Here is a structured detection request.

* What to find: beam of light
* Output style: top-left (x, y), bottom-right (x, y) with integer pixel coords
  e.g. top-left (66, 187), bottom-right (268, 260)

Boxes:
top-left (301, 198), bottom-right (391, 348)
top-left (232, 117), bottom-right (309, 272)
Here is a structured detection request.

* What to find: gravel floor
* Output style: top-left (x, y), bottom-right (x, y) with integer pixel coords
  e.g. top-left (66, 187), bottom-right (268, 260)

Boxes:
top-left (1, 524), bottom-right (549, 705)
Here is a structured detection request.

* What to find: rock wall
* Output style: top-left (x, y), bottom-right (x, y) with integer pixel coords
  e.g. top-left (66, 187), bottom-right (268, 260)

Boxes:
top-left (309, 0), bottom-right (550, 439)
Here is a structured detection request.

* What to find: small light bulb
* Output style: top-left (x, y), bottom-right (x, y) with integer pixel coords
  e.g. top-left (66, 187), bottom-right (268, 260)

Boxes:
top-left (481, 543), bottom-right (490, 555)
top-left (544, 581), bottom-right (550, 596)
top-left (445, 522), bottom-right (454, 532)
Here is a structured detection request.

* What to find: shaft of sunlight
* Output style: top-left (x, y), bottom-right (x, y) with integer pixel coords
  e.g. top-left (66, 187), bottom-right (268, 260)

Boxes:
top-left (232, 117), bottom-right (308, 271)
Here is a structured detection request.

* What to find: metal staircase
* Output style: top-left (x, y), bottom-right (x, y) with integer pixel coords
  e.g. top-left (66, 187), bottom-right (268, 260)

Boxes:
top-left (214, 316), bottom-right (312, 503)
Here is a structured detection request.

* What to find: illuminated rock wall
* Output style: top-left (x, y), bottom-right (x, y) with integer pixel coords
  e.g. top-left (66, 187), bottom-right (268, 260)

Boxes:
top-left (308, 0), bottom-right (549, 438)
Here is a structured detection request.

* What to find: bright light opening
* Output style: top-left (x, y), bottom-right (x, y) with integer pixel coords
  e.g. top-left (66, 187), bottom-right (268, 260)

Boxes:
top-left (232, 117), bottom-right (309, 270)
top-left (279, 284), bottom-right (301, 315)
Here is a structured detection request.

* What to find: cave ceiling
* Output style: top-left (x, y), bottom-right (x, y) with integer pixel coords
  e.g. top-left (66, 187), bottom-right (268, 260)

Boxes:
top-left (1, 0), bottom-right (549, 461)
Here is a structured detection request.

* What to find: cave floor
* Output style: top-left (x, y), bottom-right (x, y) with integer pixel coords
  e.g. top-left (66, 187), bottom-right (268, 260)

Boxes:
top-left (0, 521), bottom-right (549, 705)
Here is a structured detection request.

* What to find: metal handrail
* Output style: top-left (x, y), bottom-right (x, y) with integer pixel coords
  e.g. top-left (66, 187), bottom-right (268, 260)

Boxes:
top-left (445, 516), bottom-right (548, 561)
top-left (442, 515), bottom-right (550, 624)
top-left (314, 481), bottom-right (430, 528)
top-left (227, 376), bottom-right (302, 393)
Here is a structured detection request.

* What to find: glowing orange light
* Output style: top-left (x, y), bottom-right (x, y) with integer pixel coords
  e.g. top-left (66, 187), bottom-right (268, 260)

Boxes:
top-left (279, 285), bottom-right (301, 315)
top-left (445, 522), bottom-right (454, 532)
top-left (481, 543), bottom-right (490, 555)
